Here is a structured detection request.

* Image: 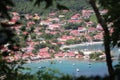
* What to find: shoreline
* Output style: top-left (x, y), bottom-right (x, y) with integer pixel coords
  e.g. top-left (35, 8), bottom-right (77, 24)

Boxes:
top-left (27, 57), bottom-right (118, 64)
top-left (60, 41), bottom-right (103, 50)
top-left (27, 57), bottom-right (107, 63)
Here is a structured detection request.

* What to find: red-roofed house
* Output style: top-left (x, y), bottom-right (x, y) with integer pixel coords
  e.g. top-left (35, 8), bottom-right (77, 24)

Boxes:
top-left (57, 41), bottom-right (65, 45)
top-left (39, 52), bottom-right (51, 59)
top-left (68, 19), bottom-right (81, 23)
top-left (49, 12), bottom-right (56, 17)
top-left (27, 21), bottom-right (35, 27)
top-left (88, 27), bottom-right (97, 32)
top-left (26, 52), bottom-right (35, 57)
top-left (54, 52), bottom-right (65, 58)
top-left (50, 31), bottom-right (57, 35)
top-left (75, 54), bottom-right (83, 58)
top-left (96, 24), bottom-right (103, 31)
top-left (47, 24), bottom-right (61, 30)
top-left (100, 10), bottom-right (108, 15)
top-left (93, 32), bottom-right (103, 41)
top-left (86, 21), bottom-right (93, 27)
top-left (39, 47), bottom-right (49, 53)
top-left (71, 13), bottom-right (80, 20)
top-left (66, 51), bottom-right (75, 58)
top-left (12, 12), bottom-right (19, 16)
top-left (26, 46), bottom-right (34, 52)
top-left (109, 28), bottom-right (114, 34)
top-left (40, 20), bottom-right (52, 25)
top-left (25, 14), bottom-right (33, 20)
top-left (82, 10), bottom-right (94, 18)
top-left (70, 30), bottom-right (80, 36)
top-left (78, 27), bottom-right (86, 33)
top-left (48, 17), bottom-right (59, 22)
top-left (58, 35), bottom-right (75, 41)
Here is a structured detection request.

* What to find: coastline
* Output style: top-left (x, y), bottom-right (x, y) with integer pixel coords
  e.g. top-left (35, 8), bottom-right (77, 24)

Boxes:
top-left (27, 41), bottom-right (105, 63)
top-left (28, 57), bottom-right (107, 64)
top-left (60, 41), bottom-right (103, 50)
top-left (27, 58), bottom-right (84, 63)
top-left (26, 41), bottom-right (118, 63)
top-left (27, 57), bottom-right (118, 65)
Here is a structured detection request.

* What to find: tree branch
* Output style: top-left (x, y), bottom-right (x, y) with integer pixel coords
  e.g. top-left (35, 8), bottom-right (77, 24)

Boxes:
top-left (89, 0), bottom-right (107, 31)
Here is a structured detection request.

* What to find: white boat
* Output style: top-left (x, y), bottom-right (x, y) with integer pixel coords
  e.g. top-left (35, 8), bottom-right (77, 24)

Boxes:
top-left (76, 68), bottom-right (80, 72)
top-left (59, 60), bottom-right (62, 63)
top-left (72, 63), bottom-right (75, 66)
top-left (38, 66), bottom-right (46, 69)
top-left (38, 66), bottom-right (42, 69)
top-left (118, 49), bottom-right (120, 52)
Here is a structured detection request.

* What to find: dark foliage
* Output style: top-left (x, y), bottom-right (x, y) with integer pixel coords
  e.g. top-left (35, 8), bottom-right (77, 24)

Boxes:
top-left (0, 0), bottom-right (14, 19)
top-left (97, 0), bottom-right (120, 48)
top-left (0, 29), bottom-right (15, 45)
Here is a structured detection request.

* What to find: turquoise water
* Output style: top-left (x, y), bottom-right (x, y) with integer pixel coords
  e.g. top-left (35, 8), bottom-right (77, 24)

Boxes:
top-left (23, 60), bottom-right (118, 77)
top-left (23, 43), bottom-right (120, 77)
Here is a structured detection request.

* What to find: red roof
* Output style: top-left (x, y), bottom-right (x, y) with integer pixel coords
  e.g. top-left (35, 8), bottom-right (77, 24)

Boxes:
top-left (26, 52), bottom-right (35, 56)
top-left (57, 41), bottom-right (65, 45)
top-left (23, 31), bottom-right (29, 35)
top-left (76, 54), bottom-right (83, 58)
top-left (39, 47), bottom-right (49, 53)
top-left (71, 13), bottom-right (80, 19)
top-left (94, 32), bottom-right (103, 40)
top-left (70, 30), bottom-right (79, 36)
top-left (39, 52), bottom-right (50, 58)
top-left (50, 31), bottom-right (57, 35)
top-left (26, 46), bottom-right (34, 51)
top-left (27, 21), bottom-right (35, 27)
top-left (88, 27), bottom-right (97, 31)
top-left (78, 27), bottom-right (86, 31)
top-left (54, 52), bottom-right (65, 57)
top-left (67, 52), bottom-right (75, 57)
top-left (68, 20), bottom-right (81, 23)
top-left (62, 35), bottom-right (74, 40)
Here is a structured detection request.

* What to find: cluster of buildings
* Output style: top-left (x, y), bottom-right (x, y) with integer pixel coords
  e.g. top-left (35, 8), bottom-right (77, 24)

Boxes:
top-left (0, 9), bottom-right (111, 62)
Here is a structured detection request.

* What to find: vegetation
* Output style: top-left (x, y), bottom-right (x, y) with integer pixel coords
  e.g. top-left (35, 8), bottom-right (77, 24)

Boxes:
top-left (0, 0), bottom-right (120, 80)
top-left (65, 39), bottom-right (81, 45)
top-left (11, 0), bottom-right (90, 15)
top-left (63, 23), bottom-right (83, 30)
top-left (89, 51), bottom-right (103, 60)
top-left (89, 0), bottom-right (120, 79)
top-left (89, 14), bottom-right (97, 23)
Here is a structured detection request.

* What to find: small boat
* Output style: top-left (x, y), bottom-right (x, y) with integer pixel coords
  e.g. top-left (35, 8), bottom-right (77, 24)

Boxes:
top-left (38, 66), bottom-right (46, 69)
top-left (38, 66), bottom-right (42, 69)
top-left (76, 68), bottom-right (80, 72)
top-left (118, 49), bottom-right (120, 52)
top-left (72, 63), bottom-right (75, 66)
top-left (59, 60), bottom-right (62, 63)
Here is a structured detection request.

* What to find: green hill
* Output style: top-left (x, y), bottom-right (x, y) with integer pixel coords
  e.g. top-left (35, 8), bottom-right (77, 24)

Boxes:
top-left (12, 0), bottom-right (90, 14)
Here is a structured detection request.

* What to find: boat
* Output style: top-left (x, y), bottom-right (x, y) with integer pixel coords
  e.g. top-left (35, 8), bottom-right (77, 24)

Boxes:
top-left (72, 63), bottom-right (75, 66)
top-left (38, 66), bottom-right (46, 69)
top-left (76, 68), bottom-right (80, 72)
top-left (59, 60), bottom-right (62, 63)
top-left (118, 48), bottom-right (120, 52)
top-left (38, 66), bottom-right (42, 69)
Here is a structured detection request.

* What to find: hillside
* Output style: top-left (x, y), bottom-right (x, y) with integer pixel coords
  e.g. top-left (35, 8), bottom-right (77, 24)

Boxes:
top-left (12, 0), bottom-right (90, 14)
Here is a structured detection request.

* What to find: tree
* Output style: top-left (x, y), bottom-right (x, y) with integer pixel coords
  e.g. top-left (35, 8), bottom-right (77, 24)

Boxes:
top-left (0, 0), bottom-right (68, 79)
top-left (89, 0), bottom-right (120, 79)
top-left (1, 0), bottom-right (120, 80)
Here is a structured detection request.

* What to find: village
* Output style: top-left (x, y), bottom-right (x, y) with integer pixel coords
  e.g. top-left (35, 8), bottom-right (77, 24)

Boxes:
top-left (1, 9), bottom-right (113, 62)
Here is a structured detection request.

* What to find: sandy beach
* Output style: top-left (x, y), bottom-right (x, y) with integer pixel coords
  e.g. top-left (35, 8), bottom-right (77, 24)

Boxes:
top-left (28, 57), bottom-right (85, 64)
top-left (60, 41), bottom-right (103, 50)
